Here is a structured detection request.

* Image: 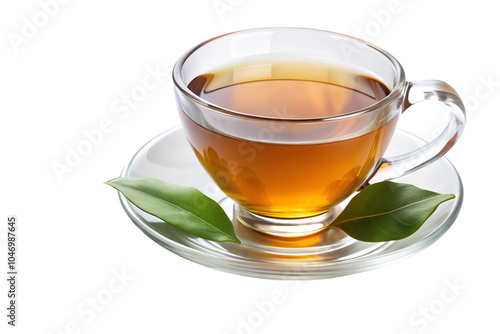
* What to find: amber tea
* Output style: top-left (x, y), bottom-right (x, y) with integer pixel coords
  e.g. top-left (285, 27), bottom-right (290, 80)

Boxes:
top-left (181, 59), bottom-right (398, 218)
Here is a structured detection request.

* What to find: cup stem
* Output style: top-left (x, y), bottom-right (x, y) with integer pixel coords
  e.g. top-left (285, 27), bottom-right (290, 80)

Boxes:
top-left (234, 204), bottom-right (338, 237)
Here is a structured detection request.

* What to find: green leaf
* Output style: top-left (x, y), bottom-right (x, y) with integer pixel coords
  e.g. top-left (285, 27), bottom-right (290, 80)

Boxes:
top-left (332, 181), bottom-right (455, 242)
top-left (105, 177), bottom-right (240, 243)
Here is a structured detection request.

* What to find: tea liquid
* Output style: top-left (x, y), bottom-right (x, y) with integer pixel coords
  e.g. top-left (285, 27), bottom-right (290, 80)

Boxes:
top-left (183, 59), bottom-right (397, 218)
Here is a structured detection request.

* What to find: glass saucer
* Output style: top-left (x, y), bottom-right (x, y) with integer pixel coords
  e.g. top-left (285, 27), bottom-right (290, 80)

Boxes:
top-left (117, 126), bottom-right (463, 280)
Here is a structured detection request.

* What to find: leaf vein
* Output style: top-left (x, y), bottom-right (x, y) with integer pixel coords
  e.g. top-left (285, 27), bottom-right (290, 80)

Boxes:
top-left (388, 212), bottom-right (412, 226)
top-left (371, 216), bottom-right (394, 238)
top-left (334, 195), bottom-right (450, 225)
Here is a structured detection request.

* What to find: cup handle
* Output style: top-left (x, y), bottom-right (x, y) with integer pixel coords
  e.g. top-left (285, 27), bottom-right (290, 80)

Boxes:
top-left (365, 80), bottom-right (466, 186)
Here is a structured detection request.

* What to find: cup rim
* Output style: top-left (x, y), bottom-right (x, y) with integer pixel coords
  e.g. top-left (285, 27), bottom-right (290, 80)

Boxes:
top-left (172, 27), bottom-right (406, 122)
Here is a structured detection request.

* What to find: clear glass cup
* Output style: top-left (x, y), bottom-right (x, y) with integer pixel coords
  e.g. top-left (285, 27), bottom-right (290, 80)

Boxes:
top-left (172, 28), bottom-right (465, 237)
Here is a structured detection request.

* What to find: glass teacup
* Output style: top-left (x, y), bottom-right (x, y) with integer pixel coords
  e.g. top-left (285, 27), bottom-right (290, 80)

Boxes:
top-left (173, 28), bottom-right (465, 237)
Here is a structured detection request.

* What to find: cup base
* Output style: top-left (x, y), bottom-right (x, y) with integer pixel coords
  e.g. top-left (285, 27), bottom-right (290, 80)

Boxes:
top-left (234, 204), bottom-right (337, 237)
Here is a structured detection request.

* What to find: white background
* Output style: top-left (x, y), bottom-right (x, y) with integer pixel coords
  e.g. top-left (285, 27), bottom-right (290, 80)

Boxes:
top-left (1, 0), bottom-right (499, 333)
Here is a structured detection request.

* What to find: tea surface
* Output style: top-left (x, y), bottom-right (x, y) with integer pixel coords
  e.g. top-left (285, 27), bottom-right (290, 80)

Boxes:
top-left (188, 60), bottom-right (390, 118)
